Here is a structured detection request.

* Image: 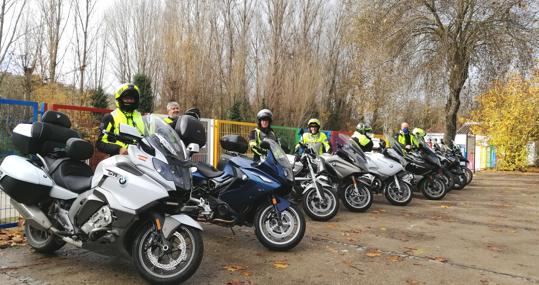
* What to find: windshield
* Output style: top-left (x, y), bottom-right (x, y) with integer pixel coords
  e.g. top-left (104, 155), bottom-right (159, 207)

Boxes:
top-left (335, 133), bottom-right (366, 161)
top-left (265, 138), bottom-right (292, 170)
top-left (305, 142), bottom-right (322, 155)
top-left (143, 114), bottom-right (187, 161)
top-left (388, 136), bottom-right (405, 156)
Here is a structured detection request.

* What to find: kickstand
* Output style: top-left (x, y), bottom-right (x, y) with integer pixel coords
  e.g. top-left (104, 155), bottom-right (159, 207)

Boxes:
top-left (229, 227), bottom-right (236, 235)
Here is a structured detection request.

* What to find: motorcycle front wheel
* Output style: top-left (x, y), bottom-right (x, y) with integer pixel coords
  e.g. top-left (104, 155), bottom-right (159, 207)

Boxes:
top-left (132, 222), bottom-right (203, 285)
top-left (452, 172), bottom-right (467, 190)
top-left (419, 176), bottom-right (447, 200)
top-left (302, 185), bottom-right (339, 221)
top-left (384, 179), bottom-right (413, 206)
top-left (254, 204), bottom-right (306, 251)
top-left (339, 182), bottom-right (373, 212)
top-left (464, 167), bottom-right (473, 185)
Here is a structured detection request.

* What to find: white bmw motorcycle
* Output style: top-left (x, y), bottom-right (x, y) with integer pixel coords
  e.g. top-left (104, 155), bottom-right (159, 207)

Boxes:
top-left (0, 111), bottom-right (205, 284)
top-left (364, 150), bottom-right (413, 206)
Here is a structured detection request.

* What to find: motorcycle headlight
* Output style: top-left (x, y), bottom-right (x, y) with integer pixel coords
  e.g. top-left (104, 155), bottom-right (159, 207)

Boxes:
top-left (152, 158), bottom-right (187, 189)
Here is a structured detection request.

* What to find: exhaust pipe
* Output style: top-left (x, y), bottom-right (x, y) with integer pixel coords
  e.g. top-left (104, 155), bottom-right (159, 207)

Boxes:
top-left (11, 200), bottom-right (52, 229)
top-left (11, 200), bottom-right (82, 247)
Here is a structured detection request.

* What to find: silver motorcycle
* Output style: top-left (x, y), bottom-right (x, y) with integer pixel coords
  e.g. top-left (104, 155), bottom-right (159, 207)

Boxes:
top-left (0, 111), bottom-right (204, 284)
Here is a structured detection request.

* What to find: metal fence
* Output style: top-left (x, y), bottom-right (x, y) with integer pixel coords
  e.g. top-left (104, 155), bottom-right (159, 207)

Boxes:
top-left (0, 99), bottom-right (40, 229)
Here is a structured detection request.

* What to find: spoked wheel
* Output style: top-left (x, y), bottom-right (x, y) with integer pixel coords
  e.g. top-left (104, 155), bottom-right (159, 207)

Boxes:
top-left (302, 186), bottom-right (339, 221)
top-left (24, 222), bottom-right (65, 254)
top-left (419, 177), bottom-right (447, 200)
top-left (464, 167), bottom-right (473, 185)
top-left (384, 178), bottom-right (412, 206)
top-left (339, 182), bottom-right (373, 212)
top-left (254, 204), bottom-right (306, 251)
top-left (132, 222), bottom-right (203, 285)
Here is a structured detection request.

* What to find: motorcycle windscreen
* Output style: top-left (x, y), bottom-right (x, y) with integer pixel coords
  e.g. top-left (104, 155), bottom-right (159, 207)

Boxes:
top-left (264, 138), bottom-right (293, 181)
top-left (417, 137), bottom-right (442, 168)
top-left (388, 137), bottom-right (406, 157)
top-left (143, 114), bottom-right (192, 190)
top-left (334, 133), bottom-right (367, 168)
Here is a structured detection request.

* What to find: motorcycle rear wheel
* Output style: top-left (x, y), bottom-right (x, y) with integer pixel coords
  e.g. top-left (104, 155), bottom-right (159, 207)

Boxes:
top-left (464, 167), bottom-right (473, 185)
top-left (24, 222), bottom-right (66, 254)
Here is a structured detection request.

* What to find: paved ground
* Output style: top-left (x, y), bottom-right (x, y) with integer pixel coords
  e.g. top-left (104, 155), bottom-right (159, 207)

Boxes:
top-left (1, 172), bottom-right (538, 285)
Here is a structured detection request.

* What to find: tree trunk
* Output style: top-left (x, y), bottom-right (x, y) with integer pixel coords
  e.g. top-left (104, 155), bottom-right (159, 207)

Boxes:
top-left (444, 54), bottom-right (469, 147)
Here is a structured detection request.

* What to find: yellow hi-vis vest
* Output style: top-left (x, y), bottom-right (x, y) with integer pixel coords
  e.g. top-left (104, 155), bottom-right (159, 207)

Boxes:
top-left (103, 109), bottom-right (145, 148)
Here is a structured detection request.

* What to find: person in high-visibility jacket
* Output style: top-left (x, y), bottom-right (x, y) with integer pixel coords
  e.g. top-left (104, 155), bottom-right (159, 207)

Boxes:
top-left (411, 127), bottom-right (427, 148)
top-left (296, 118), bottom-right (331, 155)
top-left (351, 123), bottom-right (373, 152)
top-left (163, 101), bottom-right (180, 126)
top-left (248, 109), bottom-right (278, 161)
top-left (96, 83), bottom-right (145, 155)
top-left (395, 122), bottom-right (419, 151)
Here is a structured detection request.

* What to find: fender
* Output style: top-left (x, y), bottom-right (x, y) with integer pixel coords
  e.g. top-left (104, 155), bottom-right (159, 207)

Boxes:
top-left (162, 214), bottom-right (203, 238)
top-left (275, 195), bottom-right (290, 212)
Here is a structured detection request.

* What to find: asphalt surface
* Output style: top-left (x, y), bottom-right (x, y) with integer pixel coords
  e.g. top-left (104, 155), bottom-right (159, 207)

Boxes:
top-left (1, 172), bottom-right (538, 285)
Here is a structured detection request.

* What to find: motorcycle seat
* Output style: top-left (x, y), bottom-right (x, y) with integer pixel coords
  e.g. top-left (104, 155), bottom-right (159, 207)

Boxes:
top-left (45, 138), bottom-right (95, 194)
top-left (196, 161), bottom-right (224, 178)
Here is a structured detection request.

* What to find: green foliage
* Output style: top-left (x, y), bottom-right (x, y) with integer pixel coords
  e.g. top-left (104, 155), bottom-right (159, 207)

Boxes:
top-left (90, 86), bottom-right (109, 109)
top-left (227, 101), bottom-right (245, 121)
top-left (133, 73), bottom-right (154, 113)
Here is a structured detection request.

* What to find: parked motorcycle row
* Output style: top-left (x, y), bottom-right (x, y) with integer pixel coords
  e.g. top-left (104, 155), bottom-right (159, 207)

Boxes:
top-left (0, 111), bottom-right (473, 284)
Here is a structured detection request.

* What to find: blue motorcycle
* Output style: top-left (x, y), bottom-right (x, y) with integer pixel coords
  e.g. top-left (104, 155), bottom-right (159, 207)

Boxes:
top-left (186, 135), bottom-right (306, 251)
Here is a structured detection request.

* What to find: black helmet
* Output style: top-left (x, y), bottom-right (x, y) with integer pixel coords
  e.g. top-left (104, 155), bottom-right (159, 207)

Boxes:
top-left (256, 109), bottom-right (273, 122)
top-left (184, 107), bottom-right (201, 120)
top-left (115, 83), bottom-right (140, 112)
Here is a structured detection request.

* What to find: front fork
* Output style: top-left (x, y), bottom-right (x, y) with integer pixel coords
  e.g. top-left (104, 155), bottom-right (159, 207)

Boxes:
top-left (306, 158), bottom-right (323, 200)
top-left (150, 212), bottom-right (171, 252)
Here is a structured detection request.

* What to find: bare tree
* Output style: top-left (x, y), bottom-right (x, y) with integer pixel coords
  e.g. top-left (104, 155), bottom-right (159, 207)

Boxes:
top-left (72, 0), bottom-right (96, 97)
top-left (0, 0), bottom-right (27, 84)
top-left (356, 0), bottom-right (538, 144)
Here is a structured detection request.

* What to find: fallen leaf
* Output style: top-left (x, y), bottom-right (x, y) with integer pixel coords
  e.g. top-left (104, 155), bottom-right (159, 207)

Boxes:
top-left (240, 271), bottom-right (253, 277)
top-left (480, 279), bottom-right (489, 285)
top-left (365, 249), bottom-right (382, 257)
top-left (273, 260), bottom-right (288, 269)
top-left (430, 256), bottom-right (448, 263)
top-left (380, 227), bottom-right (387, 231)
top-left (406, 279), bottom-right (421, 285)
top-left (440, 205), bottom-right (450, 208)
top-left (487, 245), bottom-right (504, 252)
top-left (387, 255), bottom-right (402, 262)
top-left (226, 279), bottom-right (251, 285)
top-left (223, 264), bottom-right (247, 272)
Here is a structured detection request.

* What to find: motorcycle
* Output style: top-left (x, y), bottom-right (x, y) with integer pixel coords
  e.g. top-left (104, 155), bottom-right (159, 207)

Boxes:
top-left (364, 150), bottom-right (414, 206)
top-left (386, 137), bottom-right (448, 200)
top-left (317, 134), bottom-right (373, 212)
top-left (287, 142), bottom-right (339, 221)
top-left (435, 142), bottom-right (473, 187)
top-left (0, 111), bottom-right (205, 284)
top-left (187, 134), bottom-right (306, 251)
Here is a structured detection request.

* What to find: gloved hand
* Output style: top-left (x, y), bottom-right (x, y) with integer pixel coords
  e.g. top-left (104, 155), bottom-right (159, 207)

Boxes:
top-left (294, 153), bottom-right (301, 162)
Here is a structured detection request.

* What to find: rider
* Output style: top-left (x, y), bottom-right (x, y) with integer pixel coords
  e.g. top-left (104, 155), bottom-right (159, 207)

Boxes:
top-left (96, 83), bottom-right (145, 155)
top-left (396, 122), bottom-right (418, 151)
top-left (248, 109), bottom-right (278, 161)
top-left (163, 101), bottom-right (180, 126)
top-left (411, 128), bottom-right (427, 148)
top-left (351, 122), bottom-right (373, 152)
top-left (296, 118), bottom-right (331, 155)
